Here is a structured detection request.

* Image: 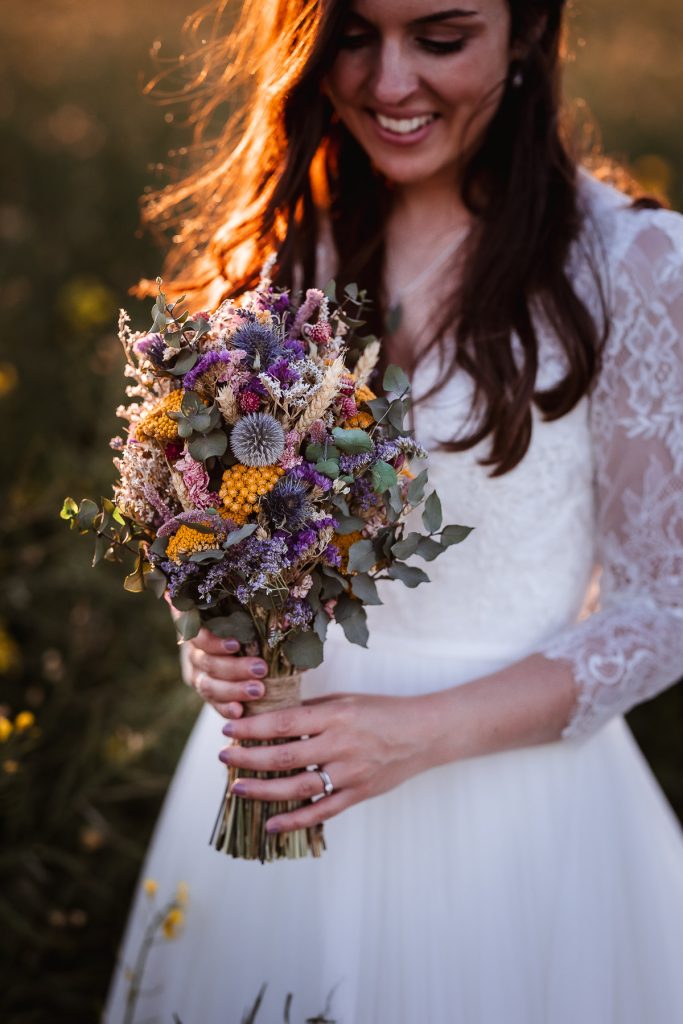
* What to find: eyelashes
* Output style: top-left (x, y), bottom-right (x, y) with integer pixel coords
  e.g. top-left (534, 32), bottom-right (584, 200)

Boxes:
top-left (338, 34), bottom-right (467, 56)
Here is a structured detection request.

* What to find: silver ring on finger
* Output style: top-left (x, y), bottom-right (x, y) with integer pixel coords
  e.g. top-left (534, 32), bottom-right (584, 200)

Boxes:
top-left (317, 768), bottom-right (334, 798)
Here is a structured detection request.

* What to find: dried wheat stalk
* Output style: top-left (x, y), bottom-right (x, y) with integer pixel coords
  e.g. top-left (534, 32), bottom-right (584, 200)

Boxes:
top-left (216, 383), bottom-right (239, 425)
top-left (295, 356), bottom-right (346, 434)
top-left (353, 339), bottom-right (380, 389)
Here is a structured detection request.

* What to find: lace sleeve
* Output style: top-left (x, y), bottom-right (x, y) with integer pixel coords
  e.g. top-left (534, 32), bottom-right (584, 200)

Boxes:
top-left (541, 209), bottom-right (683, 740)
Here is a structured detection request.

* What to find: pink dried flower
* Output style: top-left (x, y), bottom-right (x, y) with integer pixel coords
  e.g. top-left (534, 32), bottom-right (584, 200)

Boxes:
top-left (280, 429), bottom-right (303, 470)
top-left (307, 420), bottom-right (328, 445)
top-left (238, 390), bottom-right (261, 413)
top-left (305, 321), bottom-right (332, 344)
top-left (323, 598), bottom-right (338, 619)
top-left (174, 453), bottom-right (215, 509)
top-left (339, 395), bottom-right (357, 419)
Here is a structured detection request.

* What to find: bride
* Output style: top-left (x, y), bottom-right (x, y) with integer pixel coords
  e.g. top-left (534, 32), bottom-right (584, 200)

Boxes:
top-left (105, 0), bottom-right (683, 1021)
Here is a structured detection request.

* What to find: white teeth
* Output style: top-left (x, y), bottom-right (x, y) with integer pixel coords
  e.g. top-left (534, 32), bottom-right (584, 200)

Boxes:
top-left (375, 112), bottom-right (435, 135)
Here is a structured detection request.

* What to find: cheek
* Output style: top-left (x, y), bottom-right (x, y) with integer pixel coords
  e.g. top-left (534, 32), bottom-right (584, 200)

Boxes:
top-left (325, 56), bottom-right (364, 108)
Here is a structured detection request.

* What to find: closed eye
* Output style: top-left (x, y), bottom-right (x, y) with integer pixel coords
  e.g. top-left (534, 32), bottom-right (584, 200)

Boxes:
top-left (417, 37), bottom-right (467, 55)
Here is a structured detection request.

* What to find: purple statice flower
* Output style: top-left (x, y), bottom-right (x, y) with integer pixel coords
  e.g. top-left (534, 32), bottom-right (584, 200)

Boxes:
top-left (289, 288), bottom-right (325, 338)
top-left (282, 338), bottom-right (305, 360)
top-left (339, 451), bottom-right (375, 475)
top-left (350, 475), bottom-right (380, 513)
top-left (158, 558), bottom-right (200, 598)
top-left (133, 332), bottom-right (163, 356)
top-left (182, 350), bottom-right (234, 392)
top-left (311, 515), bottom-right (338, 532)
top-left (323, 543), bottom-right (342, 569)
top-left (287, 527), bottom-right (317, 560)
top-left (281, 596), bottom-right (313, 630)
top-left (143, 484), bottom-right (174, 524)
top-left (374, 439), bottom-right (401, 463)
top-left (268, 356), bottom-right (300, 387)
top-left (290, 462), bottom-right (333, 492)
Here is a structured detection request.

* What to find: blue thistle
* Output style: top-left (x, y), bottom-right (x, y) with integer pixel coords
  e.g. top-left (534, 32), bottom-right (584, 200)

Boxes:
top-left (261, 476), bottom-right (312, 532)
top-left (231, 323), bottom-right (281, 367)
top-left (230, 412), bottom-right (286, 466)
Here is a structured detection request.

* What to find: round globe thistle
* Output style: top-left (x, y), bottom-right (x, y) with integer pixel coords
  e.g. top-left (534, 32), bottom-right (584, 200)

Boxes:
top-left (261, 476), bottom-right (312, 532)
top-left (230, 412), bottom-right (286, 467)
top-left (231, 322), bottom-right (281, 367)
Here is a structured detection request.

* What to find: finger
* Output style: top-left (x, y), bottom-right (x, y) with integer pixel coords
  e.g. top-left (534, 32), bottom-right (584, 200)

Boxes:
top-left (214, 701), bottom-right (245, 720)
top-left (221, 703), bottom-right (331, 743)
top-left (266, 790), bottom-right (353, 834)
top-left (187, 628), bottom-right (242, 656)
top-left (189, 648), bottom-right (268, 683)
top-left (219, 735), bottom-right (326, 774)
top-left (229, 763), bottom-right (345, 803)
top-left (193, 671), bottom-right (266, 706)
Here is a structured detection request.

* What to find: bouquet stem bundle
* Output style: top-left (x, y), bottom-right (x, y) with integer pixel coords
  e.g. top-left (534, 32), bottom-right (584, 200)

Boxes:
top-left (210, 672), bottom-right (326, 862)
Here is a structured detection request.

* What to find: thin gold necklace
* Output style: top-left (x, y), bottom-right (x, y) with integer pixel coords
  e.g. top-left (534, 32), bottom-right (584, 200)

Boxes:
top-left (387, 225), bottom-right (469, 312)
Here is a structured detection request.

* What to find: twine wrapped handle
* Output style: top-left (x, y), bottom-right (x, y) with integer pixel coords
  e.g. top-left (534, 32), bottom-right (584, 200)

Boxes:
top-left (246, 672), bottom-right (302, 717)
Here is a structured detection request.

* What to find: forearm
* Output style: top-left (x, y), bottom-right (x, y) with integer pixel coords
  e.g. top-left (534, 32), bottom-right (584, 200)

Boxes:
top-left (414, 653), bottom-right (578, 771)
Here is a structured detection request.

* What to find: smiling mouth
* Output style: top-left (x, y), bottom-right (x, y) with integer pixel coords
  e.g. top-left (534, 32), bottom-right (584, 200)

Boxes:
top-left (372, 112), bottom-right (438, 136)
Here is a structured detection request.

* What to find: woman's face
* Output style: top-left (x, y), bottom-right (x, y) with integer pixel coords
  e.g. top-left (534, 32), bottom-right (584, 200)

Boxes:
top-left (325, 0), bottom-right (514, 190)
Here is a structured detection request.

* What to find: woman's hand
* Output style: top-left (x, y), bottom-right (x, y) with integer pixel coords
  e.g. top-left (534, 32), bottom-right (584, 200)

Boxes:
top-left (218, 692), bottom-right (433, 834)
top-left (183, 628), bottom-right (269, 719)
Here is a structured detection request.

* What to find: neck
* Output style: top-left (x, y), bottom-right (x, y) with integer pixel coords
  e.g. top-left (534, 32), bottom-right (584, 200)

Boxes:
top-left (390, 173), bottom-right (470, 240)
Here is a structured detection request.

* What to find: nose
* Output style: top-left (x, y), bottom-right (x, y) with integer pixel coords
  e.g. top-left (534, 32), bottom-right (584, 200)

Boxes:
top-left (371, 39), bottom-right (419, 106)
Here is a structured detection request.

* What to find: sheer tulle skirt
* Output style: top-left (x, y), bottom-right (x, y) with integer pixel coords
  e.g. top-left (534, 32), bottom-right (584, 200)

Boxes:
top-left (103, 632), bottom-right (683, 1024)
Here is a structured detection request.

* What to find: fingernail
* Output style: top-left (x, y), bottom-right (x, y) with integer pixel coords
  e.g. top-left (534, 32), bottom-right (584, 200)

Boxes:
top-left (222, 640), bottom-right (240, 653)
top-left (218, 748), bottom-right (231, 764)
top-left (246, 683), bottom-right (264, 698)
top-left (222, 722), bottom-right (235, 736)
top-left (250, 662), bottom-right (267, 678)
top-left (266, 821), bottom-right (281, 834)
top-left (231, 782), bottom-right (247, 796)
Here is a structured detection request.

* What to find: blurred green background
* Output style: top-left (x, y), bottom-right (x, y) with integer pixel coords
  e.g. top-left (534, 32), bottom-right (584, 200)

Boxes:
top-left (0, 1), bottom-right (681, 1020)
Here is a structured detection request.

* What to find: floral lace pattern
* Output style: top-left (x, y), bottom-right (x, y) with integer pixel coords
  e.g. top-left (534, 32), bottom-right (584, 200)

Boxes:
top-left (541, 185), bottom-right (683, 738)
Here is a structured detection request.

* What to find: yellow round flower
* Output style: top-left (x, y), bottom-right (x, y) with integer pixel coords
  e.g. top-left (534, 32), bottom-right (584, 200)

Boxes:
top-left (219, 464), bottom-right (284, 524)
top-left (0, 717), bottom-right (12, 742)
top-left (344, 411), bottom-right (374, 430)
top-left (332, 530), bottom-right (366, 575)
top-left (143, 878), bottom-right (158, 898)
top-left (136, 390), bottom-right (185, 443)
top-left (14, 711), bottom-right (35, 733)
top-left (166, 523), bottom-right (221, 563)
top-left (354, 384), bottom-right (376, 404)
top-left (162, 906), bottom-right (185, 939)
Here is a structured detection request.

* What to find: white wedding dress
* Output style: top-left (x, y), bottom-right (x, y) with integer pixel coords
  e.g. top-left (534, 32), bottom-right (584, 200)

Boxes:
top-left (104, 173), bottom-right (683, 1024)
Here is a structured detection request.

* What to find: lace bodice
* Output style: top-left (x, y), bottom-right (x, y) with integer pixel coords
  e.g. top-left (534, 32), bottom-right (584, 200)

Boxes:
top-left (318, 172), bottom-right (683, 741)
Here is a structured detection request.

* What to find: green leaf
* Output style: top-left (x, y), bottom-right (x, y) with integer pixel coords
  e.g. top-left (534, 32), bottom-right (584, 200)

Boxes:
top-left (383, 364), bottom-right (410, 395)
top-left (366, 397), bottom-right (390, 420)
top-left (315, 458), bottom-right (340, 480)
top-left (371, 459), bottom-right (398, 494)
top-left (345, 282), bottom-right (359, 301)
top-left (181, 391), bottom-right (204, 415)
top-left (60, 497), bottom-right (78, 520)
top-left (387, 483), bottom-right (404, 517)
top-left (206, 611), bottom-right (256, 643)
top-left (92, 535), bottom-right (108, 567)
top-left (441, 524), bottom-right (475, 546)
top-left (168, 350), bottom-right (198, 376)
top-left (313, 607), bottom-right (329, 643)
top-left (333, 595), bottom-right (369, 647)
top-left (350, 573), bottom-right (382, 605)
top-left (176, 609), bottom-right (202, 641)
top-left (415, 537), bottom-right (445, 561)
top-left (331, 493), bottom-right (350, 516)
top-left (187, 409), bottom-right (214, 433)
top-left (387, 399), bottom-right (408, 432)
top-left (347, 539), bottom-right (376, 573)
top-left (331, 427), bottom-right (373, 454)
top-left (391, 532), bottom-right (421, 559)
top-left (323, 279), bottom-right (337, 303)
top-left (305, 442), bottom-right (324, 462)
top-left (282, 630), bottom-right (324, 668)
top-left (76, 498), bottom-right (99, 530)
top-left (407, 469), bottom-right (428, 505)
top-left (387, 562), bottom-right (430, 588)
top-left (223, 523), bottom-right (258, 548)
top-left (123, 568), bottom-right (145, 593)
top-left (189, 548), bottom-right (224, 563)
top-left (150, 535), bottom-right (169, 558)
top-left (112, 506), bottom-right (126, 526)
top-left (143, 566), bottom-right (167, 598)
top-left (188, 430), bottom-right (228, 461)
top-left (334, 515), bottom-right (365, 535)
top-left (422, 491), bottom-right (443, 533)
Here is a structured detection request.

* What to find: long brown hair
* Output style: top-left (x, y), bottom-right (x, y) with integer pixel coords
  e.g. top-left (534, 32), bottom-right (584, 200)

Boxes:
top-left (139, 0), bottom-right (641, 474)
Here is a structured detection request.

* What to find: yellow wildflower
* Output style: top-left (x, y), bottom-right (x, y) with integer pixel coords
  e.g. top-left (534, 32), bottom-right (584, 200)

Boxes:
top-left (176, 881), bottom-right (189, 906)
top-left (354, 384), bottom-right (376, 404)
top-left (332, 529), bottom-right (366, 574)
top-left (219, 464), bottom-right (284, 524)
top-left (166, 524), bottom-right (221, 563)
top-left (400, 465), bottom-right (415, 479)
top-left (136, 390), bottom-right (184, 443)
top-left (162, 906), bottom-right (185, 939)
top-left (345, 411), bottom-right (374, 429)
top-left (0, 717), bottom-right (12, 742)
top-left (14, 711), bottom-right (35, 733)
top-left (143, 878), bottom-right (158, 898)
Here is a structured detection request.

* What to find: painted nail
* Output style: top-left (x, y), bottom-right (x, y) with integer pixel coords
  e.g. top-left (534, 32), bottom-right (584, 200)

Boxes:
top-left (222, 640), bottom-right (240, 653)
top-left (246, 683), bottom-right (264, 698)
top-left (231, 782), bottom-right (247, 796)
top-left (222, 722), bottom-right (235, 736)
top-left (266, 821), bottom-right (281, 834)
top-left (218, 748), bottom-right (231, 764)
top-left (250, 662), bottom-right (267, 678)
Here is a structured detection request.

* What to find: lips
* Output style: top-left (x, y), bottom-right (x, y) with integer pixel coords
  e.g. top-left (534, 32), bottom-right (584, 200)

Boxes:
top-left (372, 111), bottom-right (438, 136)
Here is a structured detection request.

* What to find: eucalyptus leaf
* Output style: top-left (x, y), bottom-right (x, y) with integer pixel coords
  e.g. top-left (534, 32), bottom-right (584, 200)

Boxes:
top-left (188, 430), bottom-right (228, 461)
top-left (123, 567), bottom-right (145, 593)
top-left (441, 524), bottom-right (475, 546)
top-left (206, 611), bottom-right (256, 643)
top-left (323, 279), bottom-right (337, 302)
top-left (366, 397), bottom-right (390, 420)
top-left (407, 469), bottom-right (428, 505)
top-left (224, 523), bottom-right (258, 548)
top-left (333, 596), bottom-right (369, 648)
top-left (422, 491), bottom-right (443, 533)
top-left (143, 566), bottom-right (167, 598)
top-left (60, 497), bottom-right (78, 520)
top-left (387, 400), bottom-right (408, 432)
top-left (331, 493), bottom-right (350, 516)
top-left (282, 629), bottom-right (324, 668)
top-left (347, 539), bottom-right (376, 573)
top-left (334, 515), bottom-right (365, 535)
top-left (345, 282), bottom-right (359, 301)
top-left (92, 535), bottom-right (108, 567)
top-left (371, 459), bottom-right (398, 494)
top-left (315, 458), bottom-right (340, 480)
top-left (177, 419), bottom-right (193, 439)
top-left (189, 548), bottom-right (224, 564)
top-left (387, 562), bottom-right (430, 588)
top-left (391, 532), bottom-right (421, 559)
top-left (305, 442), bottom-right (324, 462)
top-left (187, 410), bottom-right (214, 433)
top-left (383, 364), bottom-right (410, 396)
top-left (350, 573), bottom-right (383, 605)
top-left (313, 607), bottom-right (329, 643)
top-left (176, 609), bottom-right (202, 642)
top-left (415, 537), bottom-right (445, 561)
top-left (76, 499), bottom-right (99, 530)
top-left (168, 350), bottom-right (198, 376)
top-left (331, 427), bottom-right (373, 454)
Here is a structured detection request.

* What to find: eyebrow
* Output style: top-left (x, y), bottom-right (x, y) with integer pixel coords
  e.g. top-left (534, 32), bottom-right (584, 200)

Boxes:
top-left (348, 8), bottom-right (479, 28)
